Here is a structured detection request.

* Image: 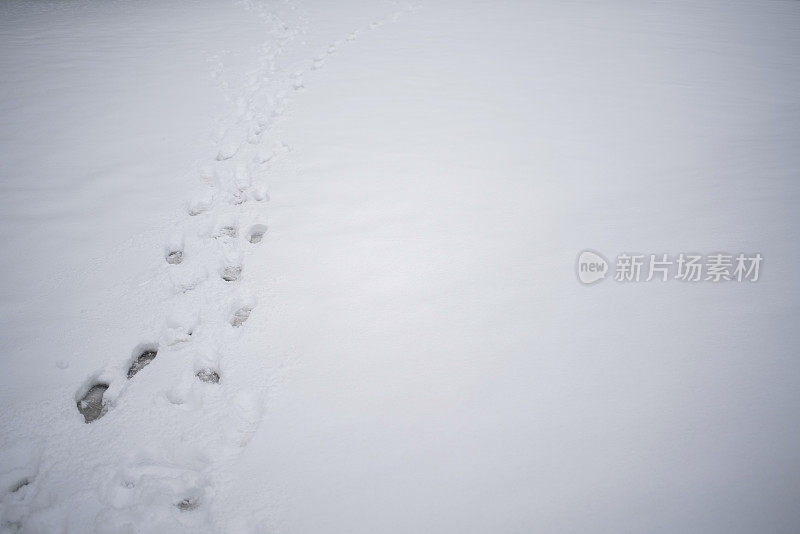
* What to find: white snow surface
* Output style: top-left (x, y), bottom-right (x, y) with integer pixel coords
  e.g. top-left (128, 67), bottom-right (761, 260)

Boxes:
top-left (1, 0), bottom-right (799, 532)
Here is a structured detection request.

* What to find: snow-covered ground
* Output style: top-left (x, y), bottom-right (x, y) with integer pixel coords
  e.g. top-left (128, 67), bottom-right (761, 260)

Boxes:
top-left (1, 0), bottom-right (799, 532)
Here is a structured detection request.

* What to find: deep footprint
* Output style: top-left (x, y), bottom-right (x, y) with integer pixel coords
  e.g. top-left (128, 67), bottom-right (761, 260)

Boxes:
top-left (127, 349), bottom-right (158, 379)
top-left (196, 369), bottom-right (220, 384)
top-left (77, 383), bottom-right (109, 423)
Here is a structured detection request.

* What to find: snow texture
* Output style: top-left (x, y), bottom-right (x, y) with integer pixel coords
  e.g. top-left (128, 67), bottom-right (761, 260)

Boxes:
top-left (1, 0), bottom-right (799, 532)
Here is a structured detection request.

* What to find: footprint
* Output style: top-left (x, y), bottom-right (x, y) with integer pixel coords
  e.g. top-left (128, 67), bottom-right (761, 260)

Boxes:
top-left (127, 346), bottom-right (158, 379)
top-left (257, 140), bottom-right (290, 164)
top-left (253, 117), bottom-right (269, 135)
top-left (248, 184), bottom-right (269, 202)
top-left (162, 308), bottom-right (198, 346)
top-left (231, 306), bottom-right (251, 327)
top-left (99, 453), bottom-right (211, 529)
top-left (234, 165), bottom-right (251, 191)
top-left (230, 189), bottom-right (246, 205)
top-left (229, 290), bottom-right (257, 328)
top-left (256, 146), bottom-right (276, 164)
top-left (214, 225), bottom-right (238, 240)
top-left (247, 130), bottom-right (263, 145)
top-left (247, 119), bottom-right (269, 145)
top-left (176, 496), bottom-right (200, 511)
top-left (221, 264), bottom-right (242, 282)
top-left (77, 383), bottom-right (110, 423)
top-left (193, 348), bottom-right (221, 385)
top-left (0, 443), bottom-right (41, 528)
top-left (165, 232), bottom-right (184, 265)
top-left (216, 138), bottom-right (240, 161)
top-left (195, 369), bottom-right (220, 384)
top-left (187, 189), bottom-right (214, 216)
top-left (8, 478), bottom-right (30, 494)
top-left (247, 224), bottom-right (268, 244)
top-left (166, 250), bottom-right (183, 265)
top-left (347, 31), bottom-right (357, 41)
top-left (169, 264), bottom-right (208, 294)
top-left (224, 390), bottom-right (263, 448)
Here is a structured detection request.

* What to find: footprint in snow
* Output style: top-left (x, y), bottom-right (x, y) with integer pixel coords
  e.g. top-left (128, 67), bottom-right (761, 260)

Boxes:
top-left (216, 139), bottom-right (239, 161)
top-left (196, 368), bottom-right (220, 384)
top-left (229, 189), bottom-right (247, 205)
top-left (176, 496), bottom-right (201, 511)
top-left (100, 454), bottom-right (210, 526)
top-left (230, 291), bottom-right (257, 328)
top-left (163, 309), bottom-right (198, 346)
top-left (0, 443), bottom-right (41, 529)
top-left (231, 306), bottom-right (252, 327)
top-left (220, 247), bottom-right (243, 282)
top-left (224, 390), bottom-right (263, 448)
top-left (234, 165), bottom-right (251, 191)
top-left (221, 264), bottom-right (242, 282)
top-left (187, 189), bottom-right (214, 216)
top-left (248, 224), bottom-right (267, 244)
top-left (249, 184), bottom-right (269, 202)
top-left (127, 347), bottom-right (158, 379)
top-left (77, 383), bottom-right (109, 423)
top-left (166, 250), bottom-right (183, 265)
top-left (165, 231), bottom-right (184, 265)
top-left (169, 264), bottom-right (208, 294)
top-left (8, 478), bottom-right (30, 494)
top-left (214, 223), bottom-right (238, 240)
top-left (191, 347), bottom-right (221, 385)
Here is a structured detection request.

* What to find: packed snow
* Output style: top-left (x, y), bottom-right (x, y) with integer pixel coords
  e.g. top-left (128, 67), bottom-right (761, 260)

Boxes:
top-left (1, 0), bottom-right (799, 532)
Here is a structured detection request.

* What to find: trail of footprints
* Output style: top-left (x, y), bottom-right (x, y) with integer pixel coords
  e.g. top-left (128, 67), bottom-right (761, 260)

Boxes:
top-left (72, 0), bottom-right (419, 519)
top-left (75, 1), bottom-right (420, 422)
top-left (76, 214), bottom-right (266, 424)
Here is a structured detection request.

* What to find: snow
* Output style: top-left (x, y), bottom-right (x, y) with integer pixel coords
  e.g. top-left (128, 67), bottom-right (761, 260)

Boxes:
top-left (1, 0), bottom-right (799, 532)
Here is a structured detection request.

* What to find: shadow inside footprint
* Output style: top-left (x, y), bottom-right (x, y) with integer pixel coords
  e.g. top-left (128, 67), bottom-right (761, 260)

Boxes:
top-left (196, 369), bottom-right (220, 384)
top-left (77, 383), bottom-right (109, 423)
top-left (248, 224), bottom-right (267, 244)
top-left (127, 350), bottom-right (157, 379)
